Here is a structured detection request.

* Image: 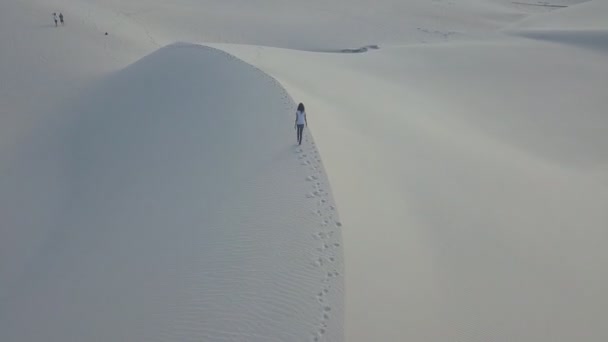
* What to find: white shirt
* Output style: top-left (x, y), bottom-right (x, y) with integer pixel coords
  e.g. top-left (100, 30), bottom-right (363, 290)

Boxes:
top-left (296, 110), bottom-right (306, 125)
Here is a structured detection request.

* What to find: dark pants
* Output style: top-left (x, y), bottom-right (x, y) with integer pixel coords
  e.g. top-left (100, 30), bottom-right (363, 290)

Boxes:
top-left (296, 124), bottom-right (304, 145)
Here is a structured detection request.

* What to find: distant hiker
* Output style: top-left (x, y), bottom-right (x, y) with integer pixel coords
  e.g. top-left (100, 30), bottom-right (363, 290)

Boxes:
top-left (59, 12), bottom-right (64, 25)
top-left (52, 12), bottom-right (58, 27)
top-left (294, 103), bottom-right (307, 145)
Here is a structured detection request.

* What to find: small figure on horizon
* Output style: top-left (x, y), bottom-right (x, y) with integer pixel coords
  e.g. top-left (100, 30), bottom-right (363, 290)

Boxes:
top-left (294, 103), bottom-right (307, 146)
top-left (59, 12), bottom-right (64, 25)
top-left (52, 12), bottom-right (58, 27)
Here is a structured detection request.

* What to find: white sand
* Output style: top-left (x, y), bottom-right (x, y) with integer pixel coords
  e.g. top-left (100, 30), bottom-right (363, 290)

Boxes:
top-left (1, 0), bottom-right (607, 341)
top-left (0, 42), bottom-right (344, 341)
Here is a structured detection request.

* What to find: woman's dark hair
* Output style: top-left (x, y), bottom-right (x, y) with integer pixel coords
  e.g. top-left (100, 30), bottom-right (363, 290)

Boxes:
top-left (297, 103), bottom-right (305, 112)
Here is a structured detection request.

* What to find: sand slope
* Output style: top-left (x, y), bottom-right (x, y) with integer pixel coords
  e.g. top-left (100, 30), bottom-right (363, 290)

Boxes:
top-left (0, 44), bottom-right (343, 342)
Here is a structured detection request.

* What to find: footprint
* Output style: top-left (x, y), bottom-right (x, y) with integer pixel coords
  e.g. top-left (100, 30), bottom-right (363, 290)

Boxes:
top-left (333, 243), bottom-right (340, 247)
top-left (335, 221), bottom-right (342, 227)
top-left (307, 193), bottom-right (316, 198)
top-left (324, 306), bottom-right (331, 312)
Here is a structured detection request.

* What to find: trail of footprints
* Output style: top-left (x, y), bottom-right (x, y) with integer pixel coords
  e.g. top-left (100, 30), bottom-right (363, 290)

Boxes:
top-left (295, 136), bottom-right (342, 342)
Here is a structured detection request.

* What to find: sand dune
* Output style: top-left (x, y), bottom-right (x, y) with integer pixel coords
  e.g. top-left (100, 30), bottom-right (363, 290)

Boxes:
top-left (1, 0), bottom-right (607, 341)
top-left (0, 43), bottom-right (343, 341)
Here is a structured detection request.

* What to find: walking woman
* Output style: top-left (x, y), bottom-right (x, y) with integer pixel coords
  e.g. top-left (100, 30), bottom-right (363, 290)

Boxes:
top-left (294, 103), bottom-right (307, 145)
